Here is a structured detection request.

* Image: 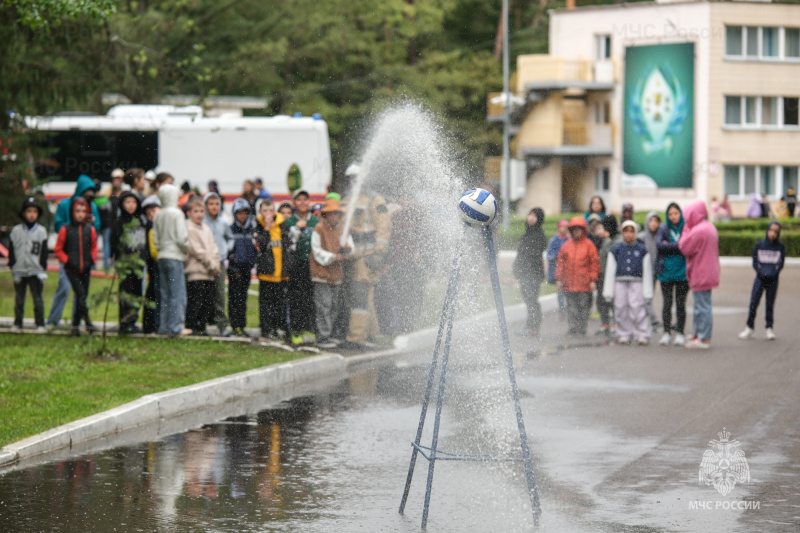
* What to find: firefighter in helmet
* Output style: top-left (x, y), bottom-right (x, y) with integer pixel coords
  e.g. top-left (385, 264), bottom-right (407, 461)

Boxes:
top-left (339, 163), bottom-right (391, 348)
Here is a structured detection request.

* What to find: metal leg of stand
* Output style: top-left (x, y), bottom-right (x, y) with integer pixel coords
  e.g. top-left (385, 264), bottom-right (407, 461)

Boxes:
top-left (421, 261), bottom-right (461, 530)
top-left (399, 239), bottom-right (464, 515)
top-left (484, 227), bottom-right (541, 526)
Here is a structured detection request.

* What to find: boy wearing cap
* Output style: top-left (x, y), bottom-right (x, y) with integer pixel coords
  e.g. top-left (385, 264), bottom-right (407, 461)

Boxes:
top-left (310, 199), bottom-right (353, 349)
top-left (555, 217), bottom-right (600, 337)
top-left (603, 220), bottom-right (654, 345)
top-left (9, 198), bottom-right (49, 332)
top-left (285, 189), bottom-right (320, 345)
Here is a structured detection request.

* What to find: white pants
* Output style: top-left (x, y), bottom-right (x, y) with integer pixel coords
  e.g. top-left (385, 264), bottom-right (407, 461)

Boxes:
top-left (614, 280), bottom-right (650, 341)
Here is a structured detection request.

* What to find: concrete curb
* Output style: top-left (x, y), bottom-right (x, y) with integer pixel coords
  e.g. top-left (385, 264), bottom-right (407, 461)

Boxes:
top-left (0, 354), bottom-right (346, 470)
top-left (0, 290), bottom-right (555, 469)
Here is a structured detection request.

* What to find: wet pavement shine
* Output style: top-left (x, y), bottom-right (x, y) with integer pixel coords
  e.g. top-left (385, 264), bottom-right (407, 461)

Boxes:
top-left (1, 265), bottom-right (800, 532)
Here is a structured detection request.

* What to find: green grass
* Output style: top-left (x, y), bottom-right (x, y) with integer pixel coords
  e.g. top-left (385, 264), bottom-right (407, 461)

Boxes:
top-left (0, 271), bottom-right (263, 328)
top-left (0, 333), bottom-right (308, 447)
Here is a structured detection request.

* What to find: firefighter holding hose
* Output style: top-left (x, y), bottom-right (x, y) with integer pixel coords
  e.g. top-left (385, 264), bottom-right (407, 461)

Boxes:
top-left (339, 163), bottom-right (391, 349)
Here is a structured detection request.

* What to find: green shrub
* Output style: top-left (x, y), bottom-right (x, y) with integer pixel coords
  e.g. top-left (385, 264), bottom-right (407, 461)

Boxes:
top-left (718, 230), bottom-right (800, 257)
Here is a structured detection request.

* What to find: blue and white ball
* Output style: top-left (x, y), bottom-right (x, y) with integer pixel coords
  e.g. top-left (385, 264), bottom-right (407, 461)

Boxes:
top-left (458, 188), bottom-right (497, 226)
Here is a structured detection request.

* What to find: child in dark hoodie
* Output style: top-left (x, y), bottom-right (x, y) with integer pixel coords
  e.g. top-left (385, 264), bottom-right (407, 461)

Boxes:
top-left (54, 198), bottom-right (98, 336)
top-left (228, 198), bottom-right (258, 337)
top-left (513, 208), bottom-right (547, 336)
top-left (739, 221), bottom-right (785, 341)
top-left (111, 191), bottom-right (147, 334)
top-left (639, 211), bottom-right (662, 331)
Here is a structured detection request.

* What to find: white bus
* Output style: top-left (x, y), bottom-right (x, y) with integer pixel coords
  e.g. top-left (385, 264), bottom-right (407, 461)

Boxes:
top-left (29, 104), bottom-right (332, 204)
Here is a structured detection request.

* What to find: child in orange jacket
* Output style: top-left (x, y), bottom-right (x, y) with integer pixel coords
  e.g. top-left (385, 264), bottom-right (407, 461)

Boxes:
top-left (54, 198), bottom-right (98, 336)
top-left (555, 216), bottom-right (600, 336)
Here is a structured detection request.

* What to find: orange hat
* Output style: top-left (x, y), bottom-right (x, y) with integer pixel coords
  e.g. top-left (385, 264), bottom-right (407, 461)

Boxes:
top-left (321, 198), bottom-right (342, 214)
top-left (568, 216), bottom-right (587, 230)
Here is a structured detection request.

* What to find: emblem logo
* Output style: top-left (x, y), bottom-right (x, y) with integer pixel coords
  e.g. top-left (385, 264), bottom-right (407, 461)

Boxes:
top-left (699, 428), bottom-right (750, 496)
top-left (628, 62), bottom-right (688, 155)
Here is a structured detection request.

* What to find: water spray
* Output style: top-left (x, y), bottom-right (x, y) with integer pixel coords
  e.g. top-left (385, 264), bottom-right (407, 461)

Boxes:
top-left (339, 162), bottom-right (365, 248)
top-left (399, 188), bottom-right (541, 529)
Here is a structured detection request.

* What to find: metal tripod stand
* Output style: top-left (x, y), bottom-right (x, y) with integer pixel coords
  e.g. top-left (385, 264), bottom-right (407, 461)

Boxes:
top-left (398, 225), bottom-right (541, 529)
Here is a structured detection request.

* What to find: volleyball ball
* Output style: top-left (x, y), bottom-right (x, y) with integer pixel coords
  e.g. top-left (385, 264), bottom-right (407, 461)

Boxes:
top-left (458, 188), bottom-right (497, 226)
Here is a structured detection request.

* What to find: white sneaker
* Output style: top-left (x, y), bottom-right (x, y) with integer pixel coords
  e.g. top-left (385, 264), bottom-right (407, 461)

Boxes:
top-left (672, 333), bottom-right (686, 346)
top-left (738, 327), bottom-right (754, 340)
top-left (636, 338), bottom-right (650, 346)
top-left (10, 325), bottom-right (21, 333)
top-left (36, 326), bottom-right (46, 333)
top-left (765, 328), bottom-right (776, 341)
top-left (686, 337), bottom-right (710, 349)
top-left (659, 333), bottom-right (672, 346)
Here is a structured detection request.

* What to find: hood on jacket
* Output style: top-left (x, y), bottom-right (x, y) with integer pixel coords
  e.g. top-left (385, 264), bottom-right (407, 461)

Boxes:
top-left (682, 200), bottom-right (708, 230)
top-left (257, 211), bottom-right (284, 229)
top-left (233, 197), bottom-right (251, 215)
top-left (158, 184), bottom-right (179, 209)
top-left (602, 214), bottom-right (618, 239)
top-left (70, 198), bottom-right (90, 223)
top-left (73, 174), bottom-right (98, 198)
top-left (621, 203), bottom-right (634, 220)
top-left (568, 216), bottom-right (587, 238)
top-left (117, 190), bottom-right (142, 221)
top-left (528, 207), bottom-right (545, 229)
top-left (766, 220), bottom-right (781, 240)
top-left (203, 192), bottom-right (221, 205)
top-left (644, 211), bottom-right (660, 232)
top-left (665, 202), bottom-right (685, 231)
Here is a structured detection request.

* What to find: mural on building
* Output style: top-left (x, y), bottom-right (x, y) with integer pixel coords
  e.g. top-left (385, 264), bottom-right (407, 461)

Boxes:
top-left (623, 42), bottom-right (694, 189)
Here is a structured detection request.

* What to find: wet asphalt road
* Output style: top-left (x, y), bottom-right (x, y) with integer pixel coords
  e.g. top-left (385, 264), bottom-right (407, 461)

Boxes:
top-left (0, 265), bottom-right (798, 532)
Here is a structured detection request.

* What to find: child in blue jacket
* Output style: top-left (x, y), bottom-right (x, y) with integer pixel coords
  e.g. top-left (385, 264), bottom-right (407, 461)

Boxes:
top-left (739, 221), bottom-right (785, 341)
top-left (228, 198), bottom-right (257, 336)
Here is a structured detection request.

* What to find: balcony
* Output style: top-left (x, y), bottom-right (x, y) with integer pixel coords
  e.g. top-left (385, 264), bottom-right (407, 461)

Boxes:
top-left (519, 122), bottom-right (613, 159)
top-left (516, 55), bottom-right (615, 93)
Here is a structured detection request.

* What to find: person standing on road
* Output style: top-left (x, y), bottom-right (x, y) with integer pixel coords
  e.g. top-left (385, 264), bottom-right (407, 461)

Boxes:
top-left (603, 220), bottom-right (654, 345)
top-left (739, 221), bottom-right (785, 341)
top-left (153, 184), bottom-right (190, 337)
top-left (203, 192), bottom-right (234, 336)
top-left (555, 217), bottom-right (600, 337)
top-left (546, 219), bottom-right (570, 315)
top-left (513, 208), bottom-right (547, 337)
top-left (9, 197), bottom-right (48, 332)
top-left (639, 211), bottom-right (662, 332)
top-left (679, 200), bottom-right (720, 350)
top-left (656, 203), bottom-right (689, 347)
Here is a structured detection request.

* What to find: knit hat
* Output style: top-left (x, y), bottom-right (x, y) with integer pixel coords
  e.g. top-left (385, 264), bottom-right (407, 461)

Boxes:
top-left (19, 197), bottom-right (43, 219)
top-left (620, 219), bottom-right (639, 232)
top-left (557, 219), bottom-right (569, 228)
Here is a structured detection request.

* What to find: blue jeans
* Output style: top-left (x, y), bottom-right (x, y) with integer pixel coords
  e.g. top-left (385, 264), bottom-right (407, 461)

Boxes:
top-left (102, 227), bottom-right (111, 269)
top-left (693, 290), bottom-right (712, 341)
top-left (158, 259), bottom-right (187, 335)
top-left (47, 264), bottom-right (76, 327)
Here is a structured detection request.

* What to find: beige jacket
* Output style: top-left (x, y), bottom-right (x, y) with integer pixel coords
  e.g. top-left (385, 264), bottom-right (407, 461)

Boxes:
top-left (184, 220), bottom-right (220, 281)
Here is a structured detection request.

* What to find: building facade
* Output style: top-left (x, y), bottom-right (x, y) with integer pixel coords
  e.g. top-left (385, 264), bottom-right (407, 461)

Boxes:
top-left (488, 0), bottom-right (800, 217)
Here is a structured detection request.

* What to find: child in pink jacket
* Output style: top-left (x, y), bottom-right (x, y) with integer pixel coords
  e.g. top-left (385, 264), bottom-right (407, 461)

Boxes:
top-left (679, 200), bottom-right (720, 349)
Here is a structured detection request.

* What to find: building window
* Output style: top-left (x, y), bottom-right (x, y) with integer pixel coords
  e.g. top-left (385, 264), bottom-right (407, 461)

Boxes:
top-left (726, 26), bottom-right (743, 56)
top-left (786, 28), bottom-right (800, 58)
top-left (784, 97), bottom-right (799, 126)
top-left (594, 101), bottom-right (610, 123)
top-left (725, 96), bottom-right (800, 128)
top-left (723, 165), bottom-right (740, 196)
top-left (762, 27), bottom-right (778, 57)
top-left (725, 96), bottom-right (741, 125)
top-left (723, 164), bottom-right (793, 198)
top-left (785, 167), bottom-right (799, 194)
top-left (725, 24), bottom-right (800, 61)
top-left (744, 97), bottom-right (758, 125)
top-left (595, 35), bottom-right (611, 60)
top-left (762, 97), bottom-right (778, 125)
top-left (595, 168), bottom-right (610, 191)
top-left (746, 27), bottom-right (759, 57)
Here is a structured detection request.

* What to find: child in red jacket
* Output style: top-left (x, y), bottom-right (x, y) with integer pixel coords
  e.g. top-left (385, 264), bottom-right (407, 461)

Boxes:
top-left (54, 198), bottom-right (98, 336)
top-left (556, 216), bottom-right (600, 336)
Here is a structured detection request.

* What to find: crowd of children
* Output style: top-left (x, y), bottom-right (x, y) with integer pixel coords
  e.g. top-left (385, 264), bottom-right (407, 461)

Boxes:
top-left (7, 181), bottom-right (789, 350)
top-left (514, 196), bottom-right (786, 349)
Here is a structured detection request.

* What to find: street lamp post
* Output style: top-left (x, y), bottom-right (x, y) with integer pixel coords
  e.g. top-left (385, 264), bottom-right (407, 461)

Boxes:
top-left (501, 0), bottom-right (511, 230)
